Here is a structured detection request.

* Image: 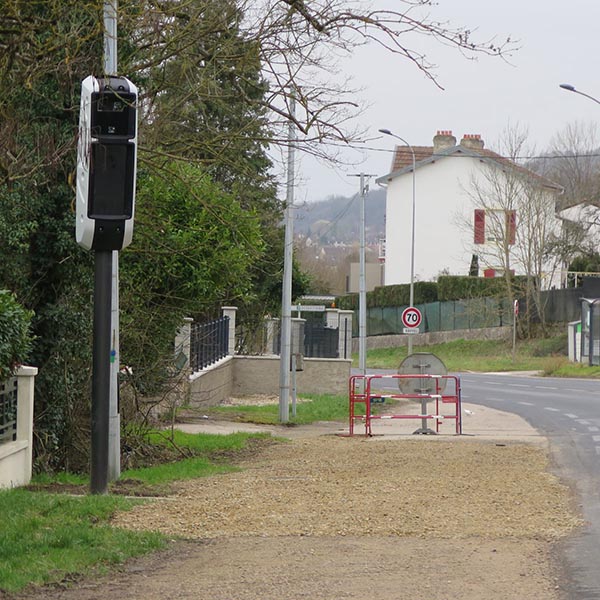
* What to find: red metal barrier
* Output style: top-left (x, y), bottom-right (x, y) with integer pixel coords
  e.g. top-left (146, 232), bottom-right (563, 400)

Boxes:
top-left (348, 373), bottom-right (462, 436)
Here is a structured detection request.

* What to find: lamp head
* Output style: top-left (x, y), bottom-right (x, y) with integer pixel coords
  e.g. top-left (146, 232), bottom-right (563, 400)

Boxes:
top-left (559, 83), bottom-right (576, 91)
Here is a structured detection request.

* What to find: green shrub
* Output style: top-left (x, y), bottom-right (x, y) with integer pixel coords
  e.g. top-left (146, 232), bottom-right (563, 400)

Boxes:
top-left (437, 275), bottom-right (528, 301)
top-left (336, 282), bottom-right (438, 310)
top-left (0, 290), bottom-right (33, 380)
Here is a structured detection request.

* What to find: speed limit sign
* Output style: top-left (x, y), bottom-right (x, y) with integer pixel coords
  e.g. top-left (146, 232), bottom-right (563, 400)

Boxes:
top-left (401, 306), bottom-right (422, 329)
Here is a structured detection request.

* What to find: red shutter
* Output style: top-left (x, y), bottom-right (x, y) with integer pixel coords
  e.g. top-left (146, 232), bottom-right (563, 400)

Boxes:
top-left (506, 210), bottom-right (516, 244)
top-left (474, 209), bottom-right (485, 244)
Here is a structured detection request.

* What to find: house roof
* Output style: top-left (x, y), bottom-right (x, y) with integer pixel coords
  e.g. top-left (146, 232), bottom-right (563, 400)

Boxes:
top-left (377, 140), bottom-right (563, 193)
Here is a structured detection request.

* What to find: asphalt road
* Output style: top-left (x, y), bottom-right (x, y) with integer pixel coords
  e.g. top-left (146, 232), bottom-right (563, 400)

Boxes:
top-left (458, 372), bottom-right (600, 600)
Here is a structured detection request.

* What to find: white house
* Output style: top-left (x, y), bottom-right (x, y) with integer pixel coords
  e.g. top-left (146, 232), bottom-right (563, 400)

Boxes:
top-left (376, 131), bottom-right (564, 288)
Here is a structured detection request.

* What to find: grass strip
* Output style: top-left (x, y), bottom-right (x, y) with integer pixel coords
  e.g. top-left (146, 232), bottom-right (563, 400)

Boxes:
top-left (0, 489), bottom-right (164, 593)
top-left (206, 392), bottom-right (373, 425)
top-left (364, 336), bottom-right (571, 373)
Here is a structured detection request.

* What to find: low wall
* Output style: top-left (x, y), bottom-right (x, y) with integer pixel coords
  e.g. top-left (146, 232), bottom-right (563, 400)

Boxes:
top-left (187, 355), bottom-right (351, 407)
top-left (232, 355), bottom-right (351, 397)
top-left (188, 356), bottom-right (234, 408)
top-left (0, 366), bottom-right (37, 489)
top-left (353, 326), bottom-right (512, 352)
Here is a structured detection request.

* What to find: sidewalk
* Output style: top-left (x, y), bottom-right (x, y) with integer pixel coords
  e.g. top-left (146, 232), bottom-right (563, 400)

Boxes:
top-left (175, 401), bottom-right (544, 445)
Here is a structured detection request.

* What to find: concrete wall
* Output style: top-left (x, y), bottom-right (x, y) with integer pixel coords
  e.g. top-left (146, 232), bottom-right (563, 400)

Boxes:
top-left (353, 326), bottom-right (512, 352)
top-left (188, 357), bottom-right (234, 408)
top-left (0, 366), bottom-right (37, 489)
top-left (232, 355), bottom-right (351, 397)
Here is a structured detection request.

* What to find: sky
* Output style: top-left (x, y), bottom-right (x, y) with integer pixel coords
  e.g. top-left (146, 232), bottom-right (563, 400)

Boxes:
top-left (291, 0), bottom-right (600, 203)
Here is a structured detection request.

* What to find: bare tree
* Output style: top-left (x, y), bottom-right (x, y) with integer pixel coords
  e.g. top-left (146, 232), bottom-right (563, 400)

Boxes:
top-left (461, 125), bottom-right (563, 334)
top-left (545, 121), bottom-right (600, 209)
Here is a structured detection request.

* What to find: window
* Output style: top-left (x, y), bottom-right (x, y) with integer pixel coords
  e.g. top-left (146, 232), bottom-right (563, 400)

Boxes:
top-left (474, 209), bottom-right (516, 245)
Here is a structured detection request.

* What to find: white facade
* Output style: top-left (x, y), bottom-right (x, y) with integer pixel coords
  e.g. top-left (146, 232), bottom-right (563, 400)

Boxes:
top-left (378, 133), bottom-right (563, 288)
top-left (381, 152), bottom-right (479, 284)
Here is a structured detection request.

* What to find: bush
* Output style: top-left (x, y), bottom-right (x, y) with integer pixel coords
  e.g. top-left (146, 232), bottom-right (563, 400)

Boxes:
top-left (437, 275), bottom-right (528, 301)
top-left (0, 290), bottom-right (33, 380)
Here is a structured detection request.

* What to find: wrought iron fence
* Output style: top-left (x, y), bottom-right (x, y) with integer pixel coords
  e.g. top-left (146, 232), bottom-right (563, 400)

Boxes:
top-left (190, 316), bottom-right (229, 372)
top-left (0, 377), bottom-right (17, 444)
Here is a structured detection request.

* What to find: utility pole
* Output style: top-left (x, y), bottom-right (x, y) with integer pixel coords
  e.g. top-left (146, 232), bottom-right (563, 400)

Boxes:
top-left (349, 173), bottom-right (376, 375)
top-left (278, 91), bottom-right (296, 423)
top-left (103, 0), bottom-right (120, 482)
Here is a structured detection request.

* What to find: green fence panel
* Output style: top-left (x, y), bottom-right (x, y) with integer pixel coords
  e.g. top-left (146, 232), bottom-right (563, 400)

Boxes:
top-left (453, 300), bottom-right (469, 330)
top-left (438, 300), bottom-right (455, 331)
top-left (367, 307), bottom-right (384, 336)
top-left (381, 306), bottom-right (400, 334)
top-left (422, 302), bottom-right (439, 333)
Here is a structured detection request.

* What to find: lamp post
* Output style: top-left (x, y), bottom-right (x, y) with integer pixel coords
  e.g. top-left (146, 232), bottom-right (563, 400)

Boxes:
top-left (559, 83), bottom-right (600, 105)
top-left (348, 173), bottom-right (375, 375)
top-left (379, 128), bottom-right (417, 355)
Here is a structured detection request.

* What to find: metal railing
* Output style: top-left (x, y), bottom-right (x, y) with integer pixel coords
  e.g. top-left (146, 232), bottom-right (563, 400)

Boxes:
top-left (190, 316), bottom-right (230, 372)
top-left (0, 377), bottom-right (17, 444)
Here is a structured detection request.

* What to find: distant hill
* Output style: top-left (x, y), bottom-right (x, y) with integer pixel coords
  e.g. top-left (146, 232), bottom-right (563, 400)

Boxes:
top-left (294, 188), bottom-right (385, 244)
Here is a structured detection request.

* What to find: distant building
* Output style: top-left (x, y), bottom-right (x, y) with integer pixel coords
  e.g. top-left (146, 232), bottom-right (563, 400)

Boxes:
top-left (376, 130), bottom-right (563, 288)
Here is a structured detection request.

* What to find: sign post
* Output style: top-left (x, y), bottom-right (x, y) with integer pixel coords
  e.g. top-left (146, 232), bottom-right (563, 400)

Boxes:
top-left (76, 75), bottom-right (137, 494)
top-left (512, 299), bottom-right (519, 361)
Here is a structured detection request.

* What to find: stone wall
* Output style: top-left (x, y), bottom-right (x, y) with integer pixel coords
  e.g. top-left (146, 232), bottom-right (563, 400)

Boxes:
top-left (188, 357), bottom-right (234, 408)
top-left (232, 355), bottom-right (351, 397)
top-left (353, 326), bottom-right (512, 352)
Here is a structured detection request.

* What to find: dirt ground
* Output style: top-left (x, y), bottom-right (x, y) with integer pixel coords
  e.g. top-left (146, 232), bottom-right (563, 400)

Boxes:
top-left (14, 399), bottom-right (582, 600)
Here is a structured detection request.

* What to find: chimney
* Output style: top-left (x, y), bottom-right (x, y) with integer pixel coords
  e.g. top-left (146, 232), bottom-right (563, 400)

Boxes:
top-left (433, 130), bottom-right (456, 153)
top-left (460, 133), bottom-right (484, 150)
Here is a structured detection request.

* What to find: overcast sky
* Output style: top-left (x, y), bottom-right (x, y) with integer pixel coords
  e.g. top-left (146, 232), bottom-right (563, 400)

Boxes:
top-left (290, 0), bottom-right (600, 203)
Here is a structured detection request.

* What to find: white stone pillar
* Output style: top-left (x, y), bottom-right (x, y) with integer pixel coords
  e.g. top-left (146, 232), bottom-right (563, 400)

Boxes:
top-left (338, 310), bottom-right (354, 359)
top-left (221, 306), bottom-right (237, 355)
top-left (264, 317), bottom-right (279, 355)
top-left (16, 366), bottom-right (37, 486)
top-left (325, 307), bottom-right (339, 329)
top-left (291, 318), bottom-right (306, 356)
top-left (175, 317), bottom-right (194, 368)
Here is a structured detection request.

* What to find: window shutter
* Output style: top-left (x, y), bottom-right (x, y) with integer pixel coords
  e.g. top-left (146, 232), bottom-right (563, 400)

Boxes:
top-left (474, 209), bottom-right (485, 244)
top-left (506, 210), bottom-right (516, 244)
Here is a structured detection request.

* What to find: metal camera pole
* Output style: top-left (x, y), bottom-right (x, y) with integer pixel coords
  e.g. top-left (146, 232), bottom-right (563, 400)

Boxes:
top-left (91, 250), bottom-right (112, 494)
top-left (103, 0), bottom-right (121, 484)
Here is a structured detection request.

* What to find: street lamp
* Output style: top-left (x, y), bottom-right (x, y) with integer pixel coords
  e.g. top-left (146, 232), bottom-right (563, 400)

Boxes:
top-left (559, 83), bottom-right (600, 105)
top-left (379, 128), bottom-right (417, 355)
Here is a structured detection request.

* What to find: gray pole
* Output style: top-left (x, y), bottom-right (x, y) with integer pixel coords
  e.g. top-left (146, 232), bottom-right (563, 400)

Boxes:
top-left (378, 129), bottom-right (416, 354)
top-left (91, 251), bottom-right (112, 494)
top-left (103, 0), bottom-right (121, 482)
top-left (407, 144), bottom-right (416, 356)
top-left (358, 173), bottom-right (367, 375)
top-left (349, 173), bottom-right (376, 375)
top-left (278, 91), bottom-right (296, 423)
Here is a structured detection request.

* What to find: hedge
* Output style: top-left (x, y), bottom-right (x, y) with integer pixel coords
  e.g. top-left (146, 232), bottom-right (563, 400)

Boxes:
top-left (336, 276), bottom-right (528, 310)
top-left (0, 291), bottom-right (33, 381)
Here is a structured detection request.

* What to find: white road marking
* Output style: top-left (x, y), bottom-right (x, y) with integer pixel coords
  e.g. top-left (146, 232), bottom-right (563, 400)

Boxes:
top-left (518, 401), bottom-right (534, 406)
top-left (596, 447), bottom-right (600, 456)
top-left (535, 386), bottom-right (558, 390)
top-left (589, 426), bottom-right (600, 432)
top-left (509, 384), bottom-right (530, 388)
top-left (565, 413), bottom-right (579, 419)
top-left (577, 420), bottom-right (591, 426)
top-left (544, 407), bottom-right (560, 412)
